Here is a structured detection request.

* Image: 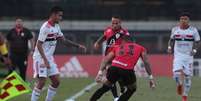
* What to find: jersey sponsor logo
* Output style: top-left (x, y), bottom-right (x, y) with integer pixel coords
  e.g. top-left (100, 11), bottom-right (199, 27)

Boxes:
top-left (174, 34), bottom-right (194, 41)
top-left (60, 56), bottom-right (89, 78)
top-left (112, 60), bottom-right (128, 67)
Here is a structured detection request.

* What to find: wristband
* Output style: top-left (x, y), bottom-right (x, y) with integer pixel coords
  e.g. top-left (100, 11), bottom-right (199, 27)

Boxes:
top-left (168, 46), bottom-right (172, 49)
top-left (193, 49), bottom-right (197, 53)
top-left (149, 75), bottom-right (154, 80)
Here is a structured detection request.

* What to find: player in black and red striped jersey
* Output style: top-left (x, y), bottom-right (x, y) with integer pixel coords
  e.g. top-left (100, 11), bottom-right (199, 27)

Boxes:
top-left (90, 35), bottom-right (155, 101)
top-left (94, 16), bottom-right (130, 101)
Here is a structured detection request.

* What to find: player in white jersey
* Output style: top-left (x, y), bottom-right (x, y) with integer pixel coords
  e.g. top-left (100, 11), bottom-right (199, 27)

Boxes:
top-left (168, 12), bottom-right (200, 101)
top-left (31, 6), bottom-right (86, 101)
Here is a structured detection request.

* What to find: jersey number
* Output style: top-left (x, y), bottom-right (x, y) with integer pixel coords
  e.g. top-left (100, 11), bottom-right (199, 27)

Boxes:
top-left (119, 45), bottom-right (134, 55)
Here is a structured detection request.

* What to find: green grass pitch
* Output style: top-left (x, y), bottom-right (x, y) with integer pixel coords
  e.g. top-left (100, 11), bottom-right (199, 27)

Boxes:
top-left (11, 77), bottom-right (201, 101)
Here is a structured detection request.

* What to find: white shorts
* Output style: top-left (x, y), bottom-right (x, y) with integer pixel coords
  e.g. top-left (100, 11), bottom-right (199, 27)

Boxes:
top-left (33, 57), bottom-right (59, 78)
top-left (173, 58), bottom-right (193, 76)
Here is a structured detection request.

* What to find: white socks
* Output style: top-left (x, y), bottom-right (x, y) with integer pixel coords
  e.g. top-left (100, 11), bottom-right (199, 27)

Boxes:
top-left (183, 76), bottom-right (191, 96)
top-left (45, 85), bottom-right (57, 101)
top-left (31, 87), bottom-right (41, 101)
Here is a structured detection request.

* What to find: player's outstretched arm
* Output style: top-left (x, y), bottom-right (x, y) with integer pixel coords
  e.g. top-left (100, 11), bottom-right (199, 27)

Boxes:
top-left (94, 35), bottom-right (106, 50)
top-left (141, 51), bottom-right (156, 89)
top-left (96, 52), bottom-right (114, 83)
top-left (59, 36), bottom-right (87, 52)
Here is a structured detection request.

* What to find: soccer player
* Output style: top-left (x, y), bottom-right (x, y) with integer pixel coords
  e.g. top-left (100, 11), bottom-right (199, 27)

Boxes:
top-left (90, 35), bottom-right (155, 101)
top-left (167, 12), bottom-right (200, 101)
top-left (94, 16), bottom-right (130, 101)
top-left (31, 6), bottom-right (86, 101)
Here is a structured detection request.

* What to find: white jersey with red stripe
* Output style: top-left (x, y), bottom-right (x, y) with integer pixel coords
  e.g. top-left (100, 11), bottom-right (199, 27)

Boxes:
top-left (33, 21), bottom-right (63, 59)
top-left (170, 26), bottom-right (200, 59)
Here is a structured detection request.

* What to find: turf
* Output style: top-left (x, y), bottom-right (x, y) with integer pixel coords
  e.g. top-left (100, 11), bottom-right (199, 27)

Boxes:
top-left (9, 77), bottom-right (201, 101)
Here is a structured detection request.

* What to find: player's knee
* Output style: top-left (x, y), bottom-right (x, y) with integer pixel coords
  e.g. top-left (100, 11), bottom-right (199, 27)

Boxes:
top-left (184, 76), bottom-right (191, 86)
top-left (52, 79), bottom-right (60, 88)
top-left (173, 72), bottom-right (181, 81)
top-left (37, 79), bottom-right (46, 89)
top-left (127, 83), bottom-right (137, 92)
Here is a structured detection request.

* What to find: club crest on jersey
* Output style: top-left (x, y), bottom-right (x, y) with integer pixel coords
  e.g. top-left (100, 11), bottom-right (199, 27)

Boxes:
top-left (21, 32), bottom-right (24, 37)
top-left (116, 33), bottom-right (120, 39)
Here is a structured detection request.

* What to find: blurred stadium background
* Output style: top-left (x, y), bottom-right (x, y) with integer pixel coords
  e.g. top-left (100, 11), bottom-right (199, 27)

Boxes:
top-left (0, 0), bottom-right (201, 101)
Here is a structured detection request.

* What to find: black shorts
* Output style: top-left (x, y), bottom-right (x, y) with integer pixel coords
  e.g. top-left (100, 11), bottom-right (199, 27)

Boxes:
top-left (106, 66), bottom-right (136, 86)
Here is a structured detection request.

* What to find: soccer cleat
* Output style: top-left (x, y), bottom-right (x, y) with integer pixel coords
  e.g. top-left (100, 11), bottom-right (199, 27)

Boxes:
top-left (177, 84), bottom-right (183, 95)
top-left (182, 96), bottom-right (187, 101)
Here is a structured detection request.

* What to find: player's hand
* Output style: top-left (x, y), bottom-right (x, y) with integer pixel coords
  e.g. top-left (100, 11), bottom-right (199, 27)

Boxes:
top-left (94, 42), bottom-right (99, 50)
top-left (167, 46), bottom-right (172, 54)
top-left (148, 75), bottom-right (156, 89)
top-left (44, 59), bottom-right (50, 69)
top-left (95, 70), bottom-right (104, 83)
top-left (79, 44), bottom-right (87, 53)
top-left (190, 49), bottom-right (197, 56)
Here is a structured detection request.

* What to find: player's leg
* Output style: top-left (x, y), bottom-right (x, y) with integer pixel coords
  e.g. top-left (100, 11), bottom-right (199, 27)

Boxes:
top-left (118, 79), bottom-right (126, 95)
top-left (8, 54), bottom-right (17, 74)
top-left (111, 83), bottom-right (119, 101)
top-left (90, 66), bottom-right (119, 101)
top-left (90, 81), bottom-right (113, 101)
top-left (173, 70), bottom-right (184, 95)
top-left (182, 75), bottom-right (191, 101)
top-left (17, 56), bottom-right (27, 81)
top-left (45, 62), bottom-right (60, 101)
top-left (173, 59), bottom-right (185, 95)
top-left (31, 77), bottom-right (47, 101)
top-left (106, 64), bottom-right (119, 100)
top-left (46, 74), bottom-right (60, 101)
top-left (31, 59), bottom-right (48, 101)
top-left (182, 62), bottom-right (193, 101)
top-left (118, 69), bottom-right (136, 101)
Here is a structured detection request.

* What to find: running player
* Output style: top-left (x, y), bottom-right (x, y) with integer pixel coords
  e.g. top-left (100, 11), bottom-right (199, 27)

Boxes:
top-left (90, 35), bottom-right (155, 101)
top-left (31, 6), bottom-right (86, 101)
top-left (167, 12), bottom-right (200, 101)
top-left (94, 16), bottom-right (130, 101)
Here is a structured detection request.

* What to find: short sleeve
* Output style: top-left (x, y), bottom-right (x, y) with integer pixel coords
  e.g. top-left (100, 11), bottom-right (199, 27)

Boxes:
top-left (103, 28), bottom-right (112, 40)
top-left (193, 28), bottom-right (200, 41)
top-left (26, 29), bottom-right (33, 40)
top-left (57, 25), bottom-right (64, 38)
top-left (170, 27), bottom-right (175, 39)
top-left (141, 46), bottom-right (147, 53)
top-left (124, 29), bottom-right (130, 36)
top-left (38, 26), bottom-right (48, 42)
top-left (103, 29), bottom-right (108, 38)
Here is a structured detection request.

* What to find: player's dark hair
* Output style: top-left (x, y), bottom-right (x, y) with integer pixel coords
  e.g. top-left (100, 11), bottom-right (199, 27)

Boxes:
top-left (179, 12), bottom-right (190, 18)
top-left (50, 6), bottom-right (63, 15)
top-left (112, 15), bottom-right (121, 20)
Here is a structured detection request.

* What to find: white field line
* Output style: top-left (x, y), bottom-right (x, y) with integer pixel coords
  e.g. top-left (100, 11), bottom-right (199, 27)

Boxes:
top-left (65, 82), bottom-right (97, 101)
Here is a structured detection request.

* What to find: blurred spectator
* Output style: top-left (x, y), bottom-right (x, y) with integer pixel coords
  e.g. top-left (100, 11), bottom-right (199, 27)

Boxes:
top-left (6, 18), bottom-right (34, 81)
top-left (0, 32), bottom-right (12, 75)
